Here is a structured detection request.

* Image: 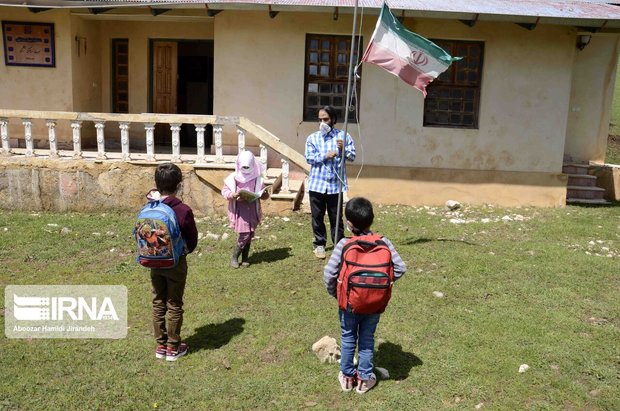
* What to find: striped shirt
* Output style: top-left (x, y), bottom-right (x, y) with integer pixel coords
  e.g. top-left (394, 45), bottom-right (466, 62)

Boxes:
top-left (323, 231), bottom-right (407, 298)
top-left (305, 128), bottom-right (356, 194)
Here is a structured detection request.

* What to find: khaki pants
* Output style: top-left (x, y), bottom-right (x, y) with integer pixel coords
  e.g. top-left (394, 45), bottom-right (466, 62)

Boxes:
top-left (150, 255), bottom-right (187, 349)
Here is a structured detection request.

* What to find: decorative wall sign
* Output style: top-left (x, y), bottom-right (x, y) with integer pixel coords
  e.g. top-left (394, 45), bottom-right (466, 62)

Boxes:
top-left (2, 21), bottom-right (55, 67)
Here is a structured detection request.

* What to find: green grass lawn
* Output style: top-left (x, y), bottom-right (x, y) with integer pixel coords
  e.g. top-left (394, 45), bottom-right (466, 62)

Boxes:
top-left (0, 205), bottom-right (619, 410)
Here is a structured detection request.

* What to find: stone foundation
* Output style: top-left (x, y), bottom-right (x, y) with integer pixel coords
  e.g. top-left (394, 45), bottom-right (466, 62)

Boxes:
top-left (0, 158), bottom-right (294, 216)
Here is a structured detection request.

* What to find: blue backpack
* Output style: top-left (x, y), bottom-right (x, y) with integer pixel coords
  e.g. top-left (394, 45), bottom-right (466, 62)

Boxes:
top-left (134, 200), bottom-right (186, 269)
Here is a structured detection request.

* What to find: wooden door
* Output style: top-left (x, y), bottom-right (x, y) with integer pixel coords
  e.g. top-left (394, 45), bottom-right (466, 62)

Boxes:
top-left (153, 41), bottom-right (177, 144)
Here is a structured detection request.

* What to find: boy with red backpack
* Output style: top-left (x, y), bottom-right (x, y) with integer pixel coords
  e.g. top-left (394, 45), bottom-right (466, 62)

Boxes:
top-left (323, 197), bottom-right (406, 394)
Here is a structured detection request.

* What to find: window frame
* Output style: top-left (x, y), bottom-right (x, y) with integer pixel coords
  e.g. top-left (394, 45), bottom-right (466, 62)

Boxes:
top-left (303, 33), bottom-right (362, 124)
top-left (112, 38), bottom-right (129, 114)
top-left (423, 39), bottom-right (484, 129)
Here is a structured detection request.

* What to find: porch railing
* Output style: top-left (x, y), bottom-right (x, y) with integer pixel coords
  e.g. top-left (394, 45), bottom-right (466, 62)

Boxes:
top-left (0, 109), bottom-right (310, 192)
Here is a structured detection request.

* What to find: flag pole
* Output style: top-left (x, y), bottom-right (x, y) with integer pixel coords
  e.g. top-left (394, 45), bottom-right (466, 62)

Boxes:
top-left (334, 0), bottom-right (360, 244)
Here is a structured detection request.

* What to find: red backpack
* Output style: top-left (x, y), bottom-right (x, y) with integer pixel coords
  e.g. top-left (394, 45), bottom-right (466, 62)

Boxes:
top-left (337, 233), bottom-right (395, 314)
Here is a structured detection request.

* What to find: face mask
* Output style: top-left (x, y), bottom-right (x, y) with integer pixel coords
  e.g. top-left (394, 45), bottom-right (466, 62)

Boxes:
top-left (320, 121), bottom-right (331, 135)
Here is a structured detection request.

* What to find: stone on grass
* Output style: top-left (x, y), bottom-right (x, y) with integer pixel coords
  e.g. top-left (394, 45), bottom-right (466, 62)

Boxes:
top-left (518, 364), bottom-right (529, 373)
top-left (445, 200), bottom-right (461, 211)
top-left (432, 291), bottom-right (445, 298)
top-left (312, 335), bottom-right (341, 364)
top-left (375, 367), bottom-right (389, 379)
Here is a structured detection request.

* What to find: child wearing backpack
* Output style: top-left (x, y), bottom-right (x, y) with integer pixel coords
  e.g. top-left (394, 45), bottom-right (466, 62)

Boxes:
top-left (323, 197), bottom-right (406, 394)
top-left (142, 163), bottom-right (198, 361)
top-left (221, 150), bottom-right (269, 268)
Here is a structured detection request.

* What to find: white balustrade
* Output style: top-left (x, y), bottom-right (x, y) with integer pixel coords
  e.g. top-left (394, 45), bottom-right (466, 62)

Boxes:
top-left (170, 123), bottom-right (181, 163)
top-left (281, 158), bottom-right (290, 193)
top-left (70, 120), bottom-right (82, 158)
top-left (119, 122), bottom-right (130, 161)
top-left (237, 126), bottom-right (246, 153)
top-left (95, 121), bottom-right (106, 160)
top-left (195, 124), bottom-right (206, 164)
top-left (0, 118), bottom-right (9, 155)
top-left (144, 123), bottom-right (155, 162)
top-left (46, 120), bottom-right (58, 158)
top-left (260, 144), bottom-right (268, 172)
top-left (214, 124), bottom-right (224, 163)
top-left (22, 118), bottom-right (33, 157)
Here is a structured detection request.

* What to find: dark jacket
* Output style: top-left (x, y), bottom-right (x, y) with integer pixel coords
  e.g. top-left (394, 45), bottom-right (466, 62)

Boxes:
top-left (163, 196), bottom-right (198, 253)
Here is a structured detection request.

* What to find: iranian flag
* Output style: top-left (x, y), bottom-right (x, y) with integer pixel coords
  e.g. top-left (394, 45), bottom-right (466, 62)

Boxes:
top-left (361, 3), bottom-right (460, 96)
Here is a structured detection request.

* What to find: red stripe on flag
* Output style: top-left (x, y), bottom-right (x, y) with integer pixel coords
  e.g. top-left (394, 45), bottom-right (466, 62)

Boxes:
top-left (362, 42), bottom-right (435, 96)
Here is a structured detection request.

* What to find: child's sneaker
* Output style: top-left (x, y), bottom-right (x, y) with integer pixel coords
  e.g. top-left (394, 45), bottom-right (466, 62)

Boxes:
top-left (338, 371), bottom-right (356, 392)
top-left (355, 374), bottom-right (377, 394)
top-left (166, 343), bottom-right (189, 362)
top-left (314, 245), bottom-right (326, 259)
top-left (155, 345), bottom-right (167, 359)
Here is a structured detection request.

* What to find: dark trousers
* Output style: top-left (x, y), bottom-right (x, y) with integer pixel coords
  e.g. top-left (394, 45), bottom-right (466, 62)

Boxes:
top-left (309, 191), bottom-right (344, 248)
top-left (150, 255), bottom-right (188, 349)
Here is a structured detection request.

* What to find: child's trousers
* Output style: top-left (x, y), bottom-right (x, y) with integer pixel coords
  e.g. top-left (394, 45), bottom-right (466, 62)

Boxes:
top-left (237, 231), bottom-right (254, 248)
top-left (338, 309), bottom-right (380, 380)
top-left (150, 255), bottom-right (188, 349)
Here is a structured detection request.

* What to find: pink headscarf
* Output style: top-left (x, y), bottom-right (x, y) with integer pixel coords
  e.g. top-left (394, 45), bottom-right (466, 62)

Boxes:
top-left (234, 150), bottom-right (263, 183)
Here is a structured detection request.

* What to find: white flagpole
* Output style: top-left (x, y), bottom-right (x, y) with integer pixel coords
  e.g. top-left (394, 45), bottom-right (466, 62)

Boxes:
top-left (334, 0), bottom-right (360, 243)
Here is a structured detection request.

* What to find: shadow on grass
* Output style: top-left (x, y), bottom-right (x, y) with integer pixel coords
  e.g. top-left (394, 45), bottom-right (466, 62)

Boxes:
top-left (185, 317), bottom-right (245, 352)
top-left (249, 247), bottom-right (292, 264)
top-left (404, 237), bottom-right (479, 246)
top-left (375, 341), bottom-right (422, 380)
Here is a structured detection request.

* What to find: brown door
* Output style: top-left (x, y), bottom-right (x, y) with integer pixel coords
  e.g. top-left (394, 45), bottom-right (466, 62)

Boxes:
top-left (153, 41), bottom-right (177, 144)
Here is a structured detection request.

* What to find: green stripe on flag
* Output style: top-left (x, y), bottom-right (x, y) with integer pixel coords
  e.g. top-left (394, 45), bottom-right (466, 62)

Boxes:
top-left (379, 3), bottom-right (459, 65)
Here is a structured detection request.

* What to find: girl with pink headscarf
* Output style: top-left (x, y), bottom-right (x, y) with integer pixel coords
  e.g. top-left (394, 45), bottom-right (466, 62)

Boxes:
top-left (221, 151), bottom-right (270, 268)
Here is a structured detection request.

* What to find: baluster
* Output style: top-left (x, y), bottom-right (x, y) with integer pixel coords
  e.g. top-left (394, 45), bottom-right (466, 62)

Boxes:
top-left (95, 121), bottom-right (106, 160)
top-left (214, 124), bottom-right (224, 163)
top-left (260, 144), bottom-right (268, 173)
top-left (46, 120), bottom-right (58, 158)
top-left (237, 126), bottom-right (246, 153)
top-left (281, 158), bottom-right (290, 193)
top-left (119, 122), bottom-right (130, 161)
top-left (70, 120), bottom-right (82, 159)
top-left (0, 118), bottom-right (10, 155)
top-left (144, 123), bottom-right (155, 162)
top-left (170, 123), bottom-right (181, 163)
top-left (195, 124), bottom-right (206, 164)
top-left (22, 118), bottom-right (34, 157)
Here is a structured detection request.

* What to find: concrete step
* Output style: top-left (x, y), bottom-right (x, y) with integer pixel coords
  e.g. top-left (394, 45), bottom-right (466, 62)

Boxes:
top-left (566, 173), bottom-right (597, 187)
top-left (566, 198), bottom-right (612, 205)
top-left (562, 163), bottom-right (589, 175)
top-left (566, 185), bottom-right (606, 200)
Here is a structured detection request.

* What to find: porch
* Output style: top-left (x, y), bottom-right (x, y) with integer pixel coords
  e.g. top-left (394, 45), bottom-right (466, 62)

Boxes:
top-left (0, 109), bottom-right (310, 211)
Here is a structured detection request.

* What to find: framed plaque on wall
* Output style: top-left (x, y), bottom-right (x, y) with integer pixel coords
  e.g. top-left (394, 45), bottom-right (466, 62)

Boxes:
top-left (2, 21), bottom-right (55, 67)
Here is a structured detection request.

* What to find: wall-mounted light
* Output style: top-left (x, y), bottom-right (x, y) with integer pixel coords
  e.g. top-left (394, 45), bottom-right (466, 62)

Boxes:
top-left (576, 34), bottom-right (591, 50)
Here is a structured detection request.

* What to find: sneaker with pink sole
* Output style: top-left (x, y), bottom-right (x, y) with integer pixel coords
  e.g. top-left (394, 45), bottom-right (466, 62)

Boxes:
top-left (338, 371), bottom-right (356, 392)
top-left (356, 373), bottom-right (377, 394)
top-left (166, 343), bottom-right (189, 362)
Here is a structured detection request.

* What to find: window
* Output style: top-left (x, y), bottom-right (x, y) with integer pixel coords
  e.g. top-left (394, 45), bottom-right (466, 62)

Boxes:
top-left (424, 40), bottom-right (484, 129)
top-left (303, 34), bottom-right (362, 123)
top-left (112, 39), bottom-right (129, 113)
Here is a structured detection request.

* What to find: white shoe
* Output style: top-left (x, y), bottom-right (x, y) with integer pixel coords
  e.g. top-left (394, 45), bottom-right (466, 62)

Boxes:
top-left (356, 373), bottom-right (377, 394)
top-left (314, 246), bottom-right (326, 259)
top-left (338, 371), bottom-right (356, 392)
